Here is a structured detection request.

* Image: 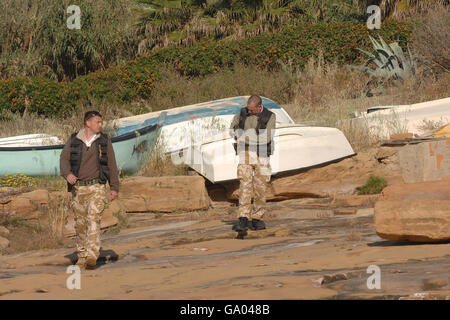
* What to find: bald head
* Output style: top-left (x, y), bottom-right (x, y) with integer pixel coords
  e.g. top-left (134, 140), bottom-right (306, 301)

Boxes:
top-left (248, 95), bottom-right (262, 106)
top-left (247, 95), bottom-right (262, 115)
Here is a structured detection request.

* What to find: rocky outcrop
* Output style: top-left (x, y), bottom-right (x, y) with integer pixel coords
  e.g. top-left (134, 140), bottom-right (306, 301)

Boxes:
top-left (119, 176), bottom-right (210, 212)
top-left (222, 151), bottom-right (403, 200)
top-left (1, 176), bottom-right (210, 219)
top-left (374, 178), bottom-right (450, 242)
top-left (0, 189), bottom-right (50, 219)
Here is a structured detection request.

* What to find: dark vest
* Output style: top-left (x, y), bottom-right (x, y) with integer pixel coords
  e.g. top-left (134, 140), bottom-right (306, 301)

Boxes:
top-left (234, 107), bottom-right (274, 157)
top-left (67, 132), bottom-right (110, 192)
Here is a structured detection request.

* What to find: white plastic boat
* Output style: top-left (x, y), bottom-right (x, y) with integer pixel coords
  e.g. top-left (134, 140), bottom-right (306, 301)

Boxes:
top-left (171, 123), bottom-right (356, 183)
top-left (354, 97), bottom-right (450, 139)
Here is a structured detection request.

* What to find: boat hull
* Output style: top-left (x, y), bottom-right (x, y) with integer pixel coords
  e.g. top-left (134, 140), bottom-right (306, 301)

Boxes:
top-left (171, 125), bottom-right (356, 183)
top-left (355, 97), bottom-right (450, 139)
top-left (0, 124), bottom-right (159, 177)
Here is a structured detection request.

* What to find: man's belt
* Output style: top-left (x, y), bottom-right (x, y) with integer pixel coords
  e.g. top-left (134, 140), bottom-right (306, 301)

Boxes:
top-left (76, 178), bottom-right (100, 186)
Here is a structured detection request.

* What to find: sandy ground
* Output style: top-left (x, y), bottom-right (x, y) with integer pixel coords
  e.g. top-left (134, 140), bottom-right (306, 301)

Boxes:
top-left (0, 199), bottom-right (449, 300)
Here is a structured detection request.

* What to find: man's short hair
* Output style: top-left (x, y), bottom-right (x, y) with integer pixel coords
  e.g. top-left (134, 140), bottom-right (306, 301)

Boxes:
top-left (247, 95), bottom-right (262, 107)
top-left (84, 110), bottom-right (102, 124)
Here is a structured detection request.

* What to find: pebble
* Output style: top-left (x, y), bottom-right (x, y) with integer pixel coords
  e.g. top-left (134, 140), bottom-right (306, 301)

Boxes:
top-left (35, 288), bottom-right (49, 293)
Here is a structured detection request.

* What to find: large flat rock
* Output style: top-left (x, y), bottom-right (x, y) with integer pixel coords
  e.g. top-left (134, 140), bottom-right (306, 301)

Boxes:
top-left (374, 178), bottom-right (450, 242)
top-left (120, 176), bottom-right (210, 212)
top-left (0, 189), bottom-right (49, 218)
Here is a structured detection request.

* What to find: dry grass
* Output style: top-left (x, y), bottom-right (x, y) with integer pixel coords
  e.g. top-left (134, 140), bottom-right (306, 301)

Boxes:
top-left (33, 176), bottom-right (68, 192)
top-left (281, 54), bottom-right (369, 121)
top-left (149, 63), bottom-right (295, 112)
top-left (39, 196), bottom-right (71, 243)
top-left (138, 134), bottom-right (190, 177)
top-left (0, 197), bottom-right (72, 254)
top-left (139, 150), bottom-right (190, 177)
top-left (0, 101), bottom-right (132, 141)
top-left (281, 53), bottom-right (450, 151)
top-left (411, 5), bottom-right (450, 77)
top-left (379, 0), bottom-right (448, 20)
top-left (417, 119), bottom-right (448, 132)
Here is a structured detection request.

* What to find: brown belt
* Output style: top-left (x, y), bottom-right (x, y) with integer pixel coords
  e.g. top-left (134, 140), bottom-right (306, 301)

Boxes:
top-left (76, 178), bottom-right (100, 186)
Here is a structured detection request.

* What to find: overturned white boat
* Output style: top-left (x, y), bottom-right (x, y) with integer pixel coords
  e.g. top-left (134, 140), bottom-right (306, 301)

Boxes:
top-left (118, 96), bottom-right (356, 183)
top-left (175, 123), bottom-right (356, 183)
top-left (352, 97), bottom-right (450, 139)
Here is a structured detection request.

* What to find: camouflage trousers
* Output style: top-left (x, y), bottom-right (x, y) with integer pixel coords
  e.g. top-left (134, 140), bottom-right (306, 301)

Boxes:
top-left (70, 184), bottom-right (107, 260)
top-left (237, 152), bottom-right (271, 220)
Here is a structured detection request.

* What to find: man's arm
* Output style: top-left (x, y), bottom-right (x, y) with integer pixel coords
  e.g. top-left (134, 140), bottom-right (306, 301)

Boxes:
top-left (106, 138), bottom-right (120, 196)
top-left (230, 113), bottom-right (240, 130)
top-left (229, 113), bottom-right (241, 140)
top-left (60, 137), bottom-right (77, 184)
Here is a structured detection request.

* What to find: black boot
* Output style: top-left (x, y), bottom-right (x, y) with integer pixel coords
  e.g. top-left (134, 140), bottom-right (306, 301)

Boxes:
top-left (232, 218), bottom-right (252, 231)
top-left (251, 219), bottom-right (266, 230)
top-left (235, 217), bottom-right (249, 232)
top-left (235, 217), bottom-right (248, 239)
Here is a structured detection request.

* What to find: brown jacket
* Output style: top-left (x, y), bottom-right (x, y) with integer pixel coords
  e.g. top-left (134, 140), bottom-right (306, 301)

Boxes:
top-left (60, 128), bottom-right (120, 192)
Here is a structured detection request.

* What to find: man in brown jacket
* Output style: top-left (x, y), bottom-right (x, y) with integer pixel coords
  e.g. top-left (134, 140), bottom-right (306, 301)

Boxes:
top-left (60, 111), bottom-right (119, 269)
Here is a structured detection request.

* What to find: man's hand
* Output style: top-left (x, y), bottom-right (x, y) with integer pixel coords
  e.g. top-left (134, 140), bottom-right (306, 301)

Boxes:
top-left (110, 190), bottom-right (118, 201)
top-left (66, 173), bottom-right (77, 185)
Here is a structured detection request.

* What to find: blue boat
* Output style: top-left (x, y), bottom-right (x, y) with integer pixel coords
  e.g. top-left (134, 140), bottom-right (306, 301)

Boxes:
top-left (0, 114), bottom-right (166, 177)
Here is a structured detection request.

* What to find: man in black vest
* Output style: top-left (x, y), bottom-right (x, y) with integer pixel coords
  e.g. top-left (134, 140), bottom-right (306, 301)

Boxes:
top-left (60, 111), bottom-right (119, 269)
top-left (230, 95), bottom-right (275, 238)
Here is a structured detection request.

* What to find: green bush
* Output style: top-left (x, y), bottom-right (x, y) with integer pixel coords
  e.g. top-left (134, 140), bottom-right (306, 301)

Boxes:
top-left (357, 175), bottom-right (388, 195)
top-left (0, 0), bottom-right (134, 81)
top-left (0, 21), bottom-right (411, 117)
